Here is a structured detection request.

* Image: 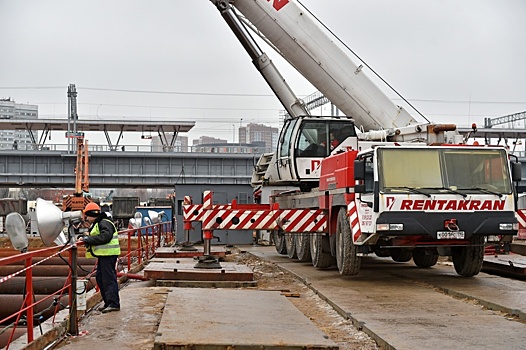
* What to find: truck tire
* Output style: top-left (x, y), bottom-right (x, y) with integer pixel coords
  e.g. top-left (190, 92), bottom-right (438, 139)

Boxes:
top-left (412, 248), bottom-right (439, 268)
top-left (272, 231), bottom-right (287, 255)
top-left (295, 233), bottom-right (312, 262)
top-left (335, 207), bottom-right (361, 275)
top-left (390, 248), bottom-right (412, 262)
top-left (452, 235), bottom-right (484, 277)
top-left (310, 233), bottom-right (334, 269)
top-left (285, 233), bottom-right (298, 259)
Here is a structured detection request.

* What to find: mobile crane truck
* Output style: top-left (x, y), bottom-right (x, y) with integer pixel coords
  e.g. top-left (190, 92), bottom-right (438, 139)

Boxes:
top-left (183, 0), bottom-right (522, 277)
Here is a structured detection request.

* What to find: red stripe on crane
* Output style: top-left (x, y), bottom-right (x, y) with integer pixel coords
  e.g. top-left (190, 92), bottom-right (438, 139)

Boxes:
top-left (348, 201), bottom-right (361, 242)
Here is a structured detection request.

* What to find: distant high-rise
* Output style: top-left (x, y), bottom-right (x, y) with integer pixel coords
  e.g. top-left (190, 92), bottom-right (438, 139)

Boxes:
top-left (151, 134), bottom-right (189, 152)
top-left (193, 136), bottom-right (228, 146)
top-left (239, 123), bottom-right (278, 152)
top-left (0, 98), bottom-right (38, 150)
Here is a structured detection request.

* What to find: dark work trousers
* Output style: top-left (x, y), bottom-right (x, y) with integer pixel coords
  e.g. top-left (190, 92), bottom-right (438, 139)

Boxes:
top-left (96, 255), bottom-right (120, 308)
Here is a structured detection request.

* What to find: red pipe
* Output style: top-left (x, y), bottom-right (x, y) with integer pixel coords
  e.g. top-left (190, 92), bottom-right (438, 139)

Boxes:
top-left (117, 272), bottom-right (149, 281)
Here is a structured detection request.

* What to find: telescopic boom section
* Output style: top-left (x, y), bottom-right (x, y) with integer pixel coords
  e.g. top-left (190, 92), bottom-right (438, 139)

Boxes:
top-left (216, 0), bottom-right (420, 131)
top-left (213, 0), bottom-right (309, 119)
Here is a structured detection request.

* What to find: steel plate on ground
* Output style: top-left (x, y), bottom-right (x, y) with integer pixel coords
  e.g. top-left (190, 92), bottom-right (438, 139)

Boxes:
top-left (483, 254), bottom-right (526, 278)
top-left (154, 288), bottom-right (338, 350)
top-left (144, 258), bottom-right (254, 281)
top-left (155, 246), bottom-right (229, 258)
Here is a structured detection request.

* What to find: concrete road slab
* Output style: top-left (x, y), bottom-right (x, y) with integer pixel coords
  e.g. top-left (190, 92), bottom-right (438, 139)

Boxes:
top-left (154, 288), bottom-right (338, 350)
top-left (245, 246), bottom-right (526, 350)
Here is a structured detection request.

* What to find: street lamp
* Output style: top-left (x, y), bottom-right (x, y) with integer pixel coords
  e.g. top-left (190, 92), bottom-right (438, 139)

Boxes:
top-left (5, 212), bottom-right (28, 253)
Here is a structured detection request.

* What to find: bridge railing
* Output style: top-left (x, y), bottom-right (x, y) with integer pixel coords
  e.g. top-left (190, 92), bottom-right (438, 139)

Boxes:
top-left (3, 143), bottom-right (272, 154)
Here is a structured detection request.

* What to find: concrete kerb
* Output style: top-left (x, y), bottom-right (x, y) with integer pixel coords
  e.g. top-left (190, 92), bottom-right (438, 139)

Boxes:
top-left (386, 269), bottom-right (526, 322)
top-left (432, 284), bottom-right (526, 321)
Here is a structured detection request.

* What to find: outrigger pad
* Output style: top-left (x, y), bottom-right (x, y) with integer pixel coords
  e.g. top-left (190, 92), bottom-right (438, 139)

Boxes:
top-left (194, 255), bottom-right (222, 269)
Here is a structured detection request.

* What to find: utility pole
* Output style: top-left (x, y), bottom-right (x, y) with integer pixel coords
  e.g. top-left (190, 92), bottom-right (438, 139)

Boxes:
top-left (239, 118), bottom-right (243, 145)
top-left (67, 84), bottom-right (78, 154)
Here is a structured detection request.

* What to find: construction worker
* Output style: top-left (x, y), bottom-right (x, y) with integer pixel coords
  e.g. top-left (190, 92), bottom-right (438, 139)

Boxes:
top-left (77, 202), bottom-right (121, 313)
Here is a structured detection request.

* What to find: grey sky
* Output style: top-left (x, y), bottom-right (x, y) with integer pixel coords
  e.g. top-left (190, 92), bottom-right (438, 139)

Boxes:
top-left (1, 0), bottom-right (525, 145)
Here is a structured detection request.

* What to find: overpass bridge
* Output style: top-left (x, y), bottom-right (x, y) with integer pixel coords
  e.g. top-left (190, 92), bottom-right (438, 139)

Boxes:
top-left (2, 146), bottom-right (526, 190)
top-left (0, 116), bottom-right (260, 188)
top-left (0, 147), bottom-right (257, 188)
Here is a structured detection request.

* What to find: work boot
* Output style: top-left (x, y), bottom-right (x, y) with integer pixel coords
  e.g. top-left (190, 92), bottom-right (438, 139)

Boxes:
top-left (101, 306), bottom-right (120, 313)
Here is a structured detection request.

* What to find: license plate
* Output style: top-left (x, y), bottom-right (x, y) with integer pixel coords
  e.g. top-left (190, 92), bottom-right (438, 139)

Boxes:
top-left (437, 231), bottom-right (465, 239)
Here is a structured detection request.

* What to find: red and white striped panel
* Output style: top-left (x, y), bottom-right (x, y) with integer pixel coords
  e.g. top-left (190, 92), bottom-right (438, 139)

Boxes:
top-left (347, 201), bottom-right (361, 242)
top-left (278, 209), bottom-right (327, 233)
top-left (516, 210), bottom-right (526, 240)
top-left (200, 208), bottom-right (327, 232)
top-left (203, 191), bottom-right (213, 209)
top-left (202, 209), bottom-right (280, 230)
top-left (183, 204), bottom-right (204, 221)
top-left (184, 203), bottom-right (233, 221)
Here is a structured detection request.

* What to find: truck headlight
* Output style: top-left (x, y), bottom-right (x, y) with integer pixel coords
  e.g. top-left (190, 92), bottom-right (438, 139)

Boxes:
top-left (376, 223), bottom-right (403, 231)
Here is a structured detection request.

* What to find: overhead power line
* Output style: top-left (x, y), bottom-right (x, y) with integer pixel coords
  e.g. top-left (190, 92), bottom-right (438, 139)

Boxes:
top-left (0, 86), bottom-right (64, 90)
top-left (80, 87), bottom-right (276, 97)
top-left (2, 86), bottom-right (526, 105)
top-left (0, 86), bottom-right (275, 98)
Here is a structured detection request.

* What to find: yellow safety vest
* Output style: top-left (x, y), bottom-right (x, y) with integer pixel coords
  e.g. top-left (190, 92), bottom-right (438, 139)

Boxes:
top-left (85, 219), bottom-right (121, 259)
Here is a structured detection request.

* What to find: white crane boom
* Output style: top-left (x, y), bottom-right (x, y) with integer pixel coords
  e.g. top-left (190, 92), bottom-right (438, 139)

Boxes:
top-left (224, 0), bottom-right (420, 131)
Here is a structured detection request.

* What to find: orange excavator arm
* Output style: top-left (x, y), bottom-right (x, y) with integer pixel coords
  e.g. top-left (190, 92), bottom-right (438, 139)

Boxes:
top-left (63, 137), bottom-right (90, 212)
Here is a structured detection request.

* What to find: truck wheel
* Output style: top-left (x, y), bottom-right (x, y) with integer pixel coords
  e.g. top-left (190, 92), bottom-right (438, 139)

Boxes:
top-left (452, 235), bottom-right (484, 277)
top-left (390, 248), bottom-right (412, 262)
top-left (335, 207), bottom-right (361, 275)
top-left (272, 231), bottom-right (287, 255)
top-left (285, 233), bottom-right (298, 259)
top-left (295, 233), bottom-right (312, 262)
top-left (310, 233), bottom-right (334, 268)
top-left (412, 248), bottom-right (439, 268)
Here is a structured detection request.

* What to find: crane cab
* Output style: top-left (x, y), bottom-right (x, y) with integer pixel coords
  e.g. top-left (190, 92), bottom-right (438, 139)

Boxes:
top-left (275, 116), bottom-right (357, 190)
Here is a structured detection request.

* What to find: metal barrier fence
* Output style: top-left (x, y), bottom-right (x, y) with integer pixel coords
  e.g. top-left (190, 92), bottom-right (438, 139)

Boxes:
top-left (0, 221), bottom-right (173, 349)
top-left (6, 143), bottom-right (271, 154)
top-left (0, 245), bottom-right (74, 348)
top-left (120, 221), bottom-right (173, 271)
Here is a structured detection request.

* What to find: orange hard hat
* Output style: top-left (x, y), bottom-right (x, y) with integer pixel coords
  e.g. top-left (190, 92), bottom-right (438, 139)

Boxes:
top-left (84, 202), bottom-right (101, 214)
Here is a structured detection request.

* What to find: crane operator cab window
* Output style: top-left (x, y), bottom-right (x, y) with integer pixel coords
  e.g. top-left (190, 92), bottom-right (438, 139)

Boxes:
top-left (296, 119), bottom-right (356, 158)
top-left (279, 119), bottom-right (298, 158)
